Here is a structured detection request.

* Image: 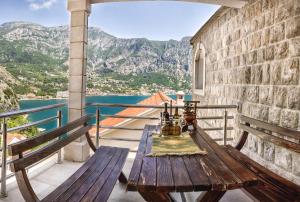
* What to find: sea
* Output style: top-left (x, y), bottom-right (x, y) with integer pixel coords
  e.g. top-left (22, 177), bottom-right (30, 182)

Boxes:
top-left (19, 95), bottom-right (191, 132)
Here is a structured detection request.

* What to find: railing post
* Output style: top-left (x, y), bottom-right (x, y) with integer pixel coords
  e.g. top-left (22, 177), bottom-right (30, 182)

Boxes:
top-left (96, 109), bottom-right (100, 148)
top-left (223, 110), bottom-right (228, 145)
top-left (1, 119), bottom-right (7, 197)
top-left (57, 110), bottom-right (62, 164)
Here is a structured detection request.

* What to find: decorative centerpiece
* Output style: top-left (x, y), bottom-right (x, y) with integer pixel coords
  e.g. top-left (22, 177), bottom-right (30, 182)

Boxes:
top-left (182, 100), bottom-right (199, 132)
top-left (161, 101), bottom-right (181, 136)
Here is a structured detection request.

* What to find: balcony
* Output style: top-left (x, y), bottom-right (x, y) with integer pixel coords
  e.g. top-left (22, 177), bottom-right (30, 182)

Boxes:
top-left (0, 101), bottom-right (256, 202)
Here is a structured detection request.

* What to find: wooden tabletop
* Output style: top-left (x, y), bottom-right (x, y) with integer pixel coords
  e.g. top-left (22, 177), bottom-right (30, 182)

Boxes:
top-left (127, 125), bottom-right (259, 193)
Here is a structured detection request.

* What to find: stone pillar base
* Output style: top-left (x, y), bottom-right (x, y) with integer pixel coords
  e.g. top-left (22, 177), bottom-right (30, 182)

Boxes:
top-left (63, 139), bottom-right (90, 162)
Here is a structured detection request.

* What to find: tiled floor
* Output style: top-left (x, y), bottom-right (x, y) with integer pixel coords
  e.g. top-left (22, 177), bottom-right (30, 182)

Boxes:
top-left (0, 152), bottom-right (256, 202)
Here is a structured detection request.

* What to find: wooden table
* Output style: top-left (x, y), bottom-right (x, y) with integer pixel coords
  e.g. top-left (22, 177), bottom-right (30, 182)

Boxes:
top-left (127, 125), bottom-right (260, 202)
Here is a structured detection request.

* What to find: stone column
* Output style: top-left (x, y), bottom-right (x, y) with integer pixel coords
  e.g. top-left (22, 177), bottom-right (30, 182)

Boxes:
top-left (64, 0), bottom-right (91, 162)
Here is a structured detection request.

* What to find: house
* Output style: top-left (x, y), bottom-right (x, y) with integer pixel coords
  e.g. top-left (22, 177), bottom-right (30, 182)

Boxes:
top-left (190, 0), bottom-right (300, 184)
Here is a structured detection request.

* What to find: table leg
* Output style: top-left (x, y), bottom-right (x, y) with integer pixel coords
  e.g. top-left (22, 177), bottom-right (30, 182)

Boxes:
top-left (196, 191), bottom-right (226, 202)
top-left (138, 191), bottom-right (175, 202)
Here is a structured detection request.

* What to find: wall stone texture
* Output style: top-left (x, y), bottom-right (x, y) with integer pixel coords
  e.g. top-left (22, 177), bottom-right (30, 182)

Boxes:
top-left (192, 0), bottom-right (300, 185)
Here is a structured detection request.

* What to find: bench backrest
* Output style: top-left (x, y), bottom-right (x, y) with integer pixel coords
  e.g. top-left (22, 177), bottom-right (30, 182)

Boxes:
top-left (236, 115), bottom-right (300, 153)
top-left (8, 115), bottom-right (96, 201)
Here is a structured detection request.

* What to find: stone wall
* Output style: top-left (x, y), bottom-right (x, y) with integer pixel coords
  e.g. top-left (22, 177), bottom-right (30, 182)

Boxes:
top-left (191, 0), bottom-right (300, 184)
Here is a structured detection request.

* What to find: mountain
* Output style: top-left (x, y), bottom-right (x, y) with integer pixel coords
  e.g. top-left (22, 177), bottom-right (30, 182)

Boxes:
top-left (0, 21), bottom-right (192, 97)
top-left (0, 66), bottom-right (18, 111)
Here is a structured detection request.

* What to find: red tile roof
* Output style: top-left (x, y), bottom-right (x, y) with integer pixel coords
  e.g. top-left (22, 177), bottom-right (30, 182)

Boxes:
top-left (90, 92), bottom-right (174, 135)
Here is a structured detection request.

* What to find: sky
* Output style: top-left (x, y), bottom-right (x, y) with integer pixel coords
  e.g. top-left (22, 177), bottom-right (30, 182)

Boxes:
top-left (0, 0), bottom-right (219, 40)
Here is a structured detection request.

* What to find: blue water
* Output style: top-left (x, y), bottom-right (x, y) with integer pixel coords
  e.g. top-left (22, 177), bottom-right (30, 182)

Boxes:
top-left (19, 95), bottom-right (191, 132)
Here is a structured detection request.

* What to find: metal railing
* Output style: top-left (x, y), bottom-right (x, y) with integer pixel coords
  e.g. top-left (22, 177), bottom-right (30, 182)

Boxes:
top-left (87, 103), bottom-right (238, 149)
top-left (0, 103), bottom-right (65, 197)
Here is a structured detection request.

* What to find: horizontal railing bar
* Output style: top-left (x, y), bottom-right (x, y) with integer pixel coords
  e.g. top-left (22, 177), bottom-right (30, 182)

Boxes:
top-left (99, 126), bottom-right (144, 131)
top-left (101, 114), bottom-right (159, 120)
top-left (99, 137), bottom-right (140, 142)
top-left (0, 103), bottom-right (65, 119)
top-left (213, 138), bottom-right (234, 142)
top-left (5, 116), bottom-right (58, 134)
top-left (129, 150), bottom-right (138, 152)
top-left (87, 103), bottom-right (238, 109)
top-left (203, 127), bottom-right (234, 131)
top-left (198, 116), bottom-right (234, 120)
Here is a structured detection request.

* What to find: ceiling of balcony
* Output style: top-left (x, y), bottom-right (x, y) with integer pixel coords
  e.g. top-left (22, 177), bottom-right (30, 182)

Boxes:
top-left (90, 0), bottom-right (248, 8)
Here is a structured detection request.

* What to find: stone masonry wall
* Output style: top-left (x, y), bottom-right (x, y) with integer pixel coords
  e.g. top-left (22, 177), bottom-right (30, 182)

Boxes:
top-left (192, 0), bottom-right (300, 184)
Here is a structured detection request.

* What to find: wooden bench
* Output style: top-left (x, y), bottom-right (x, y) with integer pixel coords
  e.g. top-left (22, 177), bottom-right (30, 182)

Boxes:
top-left (224, 115), bottom-right (300, 201)
top-left (8, 115), bottom-right (129, 202)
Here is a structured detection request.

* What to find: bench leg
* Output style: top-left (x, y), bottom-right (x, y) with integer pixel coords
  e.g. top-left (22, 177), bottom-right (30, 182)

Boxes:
top-left (196, 191), bottom-right (226, 202)
top-left (139, 191), bottom-right (175, 202)
top-left (118, 172), bottom-right (128, 184)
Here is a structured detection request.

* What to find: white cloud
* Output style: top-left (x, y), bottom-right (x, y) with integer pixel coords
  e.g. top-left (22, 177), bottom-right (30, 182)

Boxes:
top-left (27, 0), bottom-right (58, 10)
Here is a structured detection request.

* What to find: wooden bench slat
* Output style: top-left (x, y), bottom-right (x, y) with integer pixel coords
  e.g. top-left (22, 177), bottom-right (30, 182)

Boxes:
top-left (240, 123), bottom-right (300, 153)
top-left (138, 133), bottom-right (157, 191)
top-left (42, 146), bottom-right (111, 202)
top-left (53, 147), bottom-right (116, 201)
top-left (240, 115), bottom-right (300, 140)
top-left (78, 148), bottom-right (126, 202)
top-left (11, 125), bottom-right (92, 172)
top-left (225, 145), bottom-right (300, 200)
top-left (156, 156), bottom-right (174, 192)
top-left (8, 115), bottom-right (92, 156)
top-left (127, 125), bottom-right (154, 191)
top-left (94, 148), bottom-right (129, 202)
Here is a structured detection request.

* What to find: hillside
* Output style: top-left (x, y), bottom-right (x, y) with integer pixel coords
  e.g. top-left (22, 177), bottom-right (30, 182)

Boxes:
top-left (0, 22), bottom-right (192, 97)
top-left (0, 66), bottom-right (18, 111)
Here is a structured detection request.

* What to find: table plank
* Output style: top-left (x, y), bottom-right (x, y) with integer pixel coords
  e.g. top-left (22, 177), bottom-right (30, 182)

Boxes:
top-left (191, 131), bottom-right (243, 190)
top-left (127, 125), bottom-right (155, 191)
top-left (196, 126), bottom-right (259, 186)
top-left (156, 156), bottom-right (174, 192)
top-left (138, 128), bottom-right (157, 191)
top-left (170, 156), bottom-right (193, 192)
top-left (182, 156), bottom-right (211, 191)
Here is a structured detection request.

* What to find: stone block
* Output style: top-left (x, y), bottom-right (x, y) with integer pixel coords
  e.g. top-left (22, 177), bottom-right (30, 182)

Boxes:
top-left (270, 23), bottom-right (285, 43)
top-left (290, 37), bottom-right (300, 56)
top-left (247, 51), bottom-right (257, 65)
top-left (273, 86), bottom-right (287, 107)
top-left (287, 87), bottom-right (300, 110)
top-left (260, 86), bottom-right (273, 105)
top-left (69, 58), bottom-right (86, 76)
top-left (70, 42), bottom-right (87, 59)
top-left (270, 61), bottom-right (282, 85)
top-left (252, 65), bottom-right (263, 84)
top-left (268, 107), bottom-right (281, 125)
top-left (246, 86), bottom-right (259, 103)
top-left (280, 110), bottom-right (299, 129)
top-left (274, 41), bottom-right (289, 59)
top-left (264, 142), bottom-right (275, 162)
top-left (64, 139), bottom-right (90, 162)
top-left (68, 92), bottom-right (85, 109)
top-left (248, 136), bottom-right (258, 153)
top-left (257, 137), bottom-right (264, 157)
top-left (71, 10), bottom-right (88, 27)
top-left (262, 28), bottom-right (270, 46)
top-left (274, 0), bottom-right (294, 23)
top-left (70, 26), bottom-right (87, 43)
top-left (275, 146), bottom-right (293, 171)
top-left (282, 58), bottom-right (299, 85)
top-left (266, 45), bottom-right (274, 60)
top-left (292, 153), bottom-right (300, 176)
top-left (257, 48), bottom-right (265, 63)
top-left (286, 16), bottom-right (300, 39)
top-left (262, 64), bottom-right (270, 84)
top-left (264, 10), bottom-right (274, 26)
top-left (69, 75), bottom-right (86, 93)
top-left (68, 108), bottom-right (85, 121)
